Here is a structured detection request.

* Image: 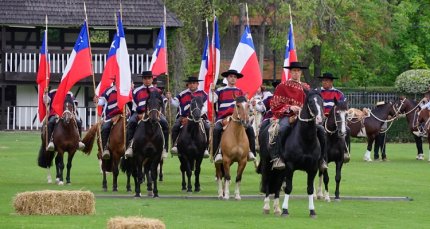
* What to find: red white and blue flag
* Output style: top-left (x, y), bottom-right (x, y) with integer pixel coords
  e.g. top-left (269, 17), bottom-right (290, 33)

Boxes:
top-left (228, 25), bottom-right (262, 98)
top-left (211, 17), bottom-right (220, 86)
top-left (36, 30), bottom-right (50, 122)
top-left (115, 14), bottom-right (132, 111)
top-left (52, 21), bottom-right (92, 115)
top-left (281, 22), bottom-right (297, 82)
top-left (149, 25), bottom-right (167, 77)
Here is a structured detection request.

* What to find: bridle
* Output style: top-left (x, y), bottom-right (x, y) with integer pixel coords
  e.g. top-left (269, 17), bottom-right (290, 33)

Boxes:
top-left (324, 106), bottom-right (347, 136)
top-left (231, 101), bottom-right (249, 127)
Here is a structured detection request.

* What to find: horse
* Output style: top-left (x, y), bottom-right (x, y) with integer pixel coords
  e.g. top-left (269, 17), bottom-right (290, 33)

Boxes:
top-left (348, 102), bottom-right (397, 161)
top-left (82, 115), bottom-right (131, 192)
top-left (258, 89), bottom-right (324, 217)
top-left (129, 90), bottom-right (164, 197)
top-left (394, 97), bottom-right (425, 160)
top-left (177, 96), bottom-right (207, 192)
top-left (37, 94), bottom-right (80, 185)
top-left (316, 99), bottom-right (349, 201)
top-left (215, 95), bottom-right (250, 200)
top-left (250, 95), bottom-right (264, 150)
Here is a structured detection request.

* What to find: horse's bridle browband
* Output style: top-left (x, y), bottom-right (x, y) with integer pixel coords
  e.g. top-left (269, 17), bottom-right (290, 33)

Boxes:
top-left (188, 106), bottom-right (202, 122)
top-left (141, 108), bottom-right (161, 122)
top-left (298, 103), bottom-right (316, 122)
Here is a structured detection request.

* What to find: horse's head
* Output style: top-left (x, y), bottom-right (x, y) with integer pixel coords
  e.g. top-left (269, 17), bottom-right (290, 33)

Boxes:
top-left (326, 98), bottom-right (348, 137)
top-left (303, 89), bottom-right (324, 125)
top-left (145, 90), bottom-right (163, 123)
top-left (189, 95), bottom-right (203, 122)
top-left (232, 94), bottom-right (250, 126)
top-left (62, 94), bottom-right (75, 124)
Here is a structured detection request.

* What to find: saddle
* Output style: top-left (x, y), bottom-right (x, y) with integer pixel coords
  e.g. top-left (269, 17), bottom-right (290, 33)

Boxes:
top-left (347, 108), bottom-right (369, 121)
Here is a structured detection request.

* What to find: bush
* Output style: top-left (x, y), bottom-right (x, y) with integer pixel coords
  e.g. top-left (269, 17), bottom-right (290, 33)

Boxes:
top-left (395, 69), bottom-right (430, 94)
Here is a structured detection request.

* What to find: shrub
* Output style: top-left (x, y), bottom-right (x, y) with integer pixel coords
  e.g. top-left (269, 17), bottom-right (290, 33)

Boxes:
top-left (395, 69), bottom-right (430, 94)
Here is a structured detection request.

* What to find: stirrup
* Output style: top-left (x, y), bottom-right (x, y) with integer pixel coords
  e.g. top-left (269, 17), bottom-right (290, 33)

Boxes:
top-left (203, 150), bottom-right (210, 159)
top-left (102, 149), bottom-right (110, 160)
top-left (171, 146), bottom-right (178, 156)
top-left (46, 142), bottom-right (55, 152)
top-left (319, 160), bottom-right (328, 172)
top-left (78, 142), bottom-right (85, 151)
top-left (271, 158), bottom-right (285, 170)
top-left (124, 147), bottom-right (133, 159)
top-left (214, 154), bottom-right (223, 164)
top-left (247, 152), bottom-right (256, 162)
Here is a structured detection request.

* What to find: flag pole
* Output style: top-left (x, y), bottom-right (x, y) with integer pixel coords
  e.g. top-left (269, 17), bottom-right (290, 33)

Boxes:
top-left (44, 15), bottom-right (49, 148)
top-left (209, 16), bottom-right (215, 161)
top-left (245, 3), bottom-right (249, 27)
top-left (119, 2), bottom-right (126, 152)
top-left (84, 2), bottom-right (102, 152)
top-left (163, 4), bottom-right (172, 155)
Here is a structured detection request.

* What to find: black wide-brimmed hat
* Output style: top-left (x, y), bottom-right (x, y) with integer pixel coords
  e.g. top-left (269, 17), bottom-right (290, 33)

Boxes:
top-left (272, 80), bottom-right (281, 88)
top-left (183, 76), bottom-right (203, 83)
top-left (221, 69), bottom-right (244, 78)
top-left (141, 71), bottom-right (155, 78)
top-left (283, 61), bottom-right (308, 69)
top-left (317, 72), bottom-right (338, 80)
top-left (152, 78), bottom-right (166, 88)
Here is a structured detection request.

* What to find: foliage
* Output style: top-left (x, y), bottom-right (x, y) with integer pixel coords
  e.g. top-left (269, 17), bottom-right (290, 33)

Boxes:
top-left (394, 69), bottom-right (430, 94)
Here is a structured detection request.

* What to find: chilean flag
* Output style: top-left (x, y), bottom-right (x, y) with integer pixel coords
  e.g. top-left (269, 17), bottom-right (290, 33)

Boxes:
top-left (115, 14), bottom-right (132, 111)
top-left (197, 25), bottom-right (213, 120)
top-left (212, 17), bottom-right (220, 86)
top-left (281, 22), bottom-right (297, 82)
top-left (149, 25), bottom-right (167, 77)
top-left (52, 21), bottom-right (92, 115)
top-left (36, 30), bottom-right (50, 122)
top-left (96, 33), bottom-right (119, 115)
top-left (228, 25), bottom-right (262, 98)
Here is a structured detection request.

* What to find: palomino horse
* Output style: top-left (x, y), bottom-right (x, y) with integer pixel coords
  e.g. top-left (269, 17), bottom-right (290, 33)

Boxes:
top-left (250, 95), bottom-right (264, 150)
top-left (215, 95), bottom-right (250, 200)
top-left (394, 97), bottom-right (425, 160)
top-left (316, 99), bottom-right (349, 201)
top-left (348, 102), bottom-right (397, 161)
top-left (258, 89), bottom-right (324, 217)
top-left (82, 115), bottom-right (130, 192)
top-left (37, 94), bottom-right (80, 185)
top-left (129, 90), bottom-right (164, 197)
top-left (177, 96), bottom-right (207, 192)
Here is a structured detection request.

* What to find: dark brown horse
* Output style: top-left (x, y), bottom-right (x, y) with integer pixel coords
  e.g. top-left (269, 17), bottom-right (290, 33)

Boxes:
top-left (317, 99), bottom-right (349, 201)
top-left (82, 115), bottom-right (130, 192)
top-left (394, 97), bottom-right (425, 160)
top-left (348, 102), bottom-right (397, 161)
top-left (215, 95), bottom-right (250, 200)
top-left (37, 95), bottom-right (80, 185)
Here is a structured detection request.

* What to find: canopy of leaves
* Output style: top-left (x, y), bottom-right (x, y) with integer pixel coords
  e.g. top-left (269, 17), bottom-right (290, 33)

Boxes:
top-left (395, 69), bottom-right (430, 94)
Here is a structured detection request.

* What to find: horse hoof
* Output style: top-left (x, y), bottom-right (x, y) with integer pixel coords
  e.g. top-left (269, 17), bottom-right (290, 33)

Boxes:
top-left (235, 195), bottom-right (241, 201)
top-left (218, 195), bottom-right (223, 200)
top-left (147, 191), bottom-right (154, 197)
top-left (334, 197), bottom-right (341, 202)
top-left (309, 210), bottom-right (317, 218)
top-left (103, 188), bottom-right (107, 192)
top-left (316, 195), bottom-right (323, 200)
top-left (153, 194), bottom-right (159, 198)
top-left (58, 181), bottom-right (64, 186)
top-left (47, 179), bottom-right (52, 184)
top-left (113, 189), bottom-right (118, 192)
top-left (223, 195), bottom-right (230, 200)
top-left (134, 194), bottom-right (141, 198)
top-left (263, 209), bottom-right (270, 214)
top-left (274, 209), bottom-right (282, 216)
top-left (281, 209), bottom-right (289, 217)
top-left (187, 189), bottom-right (192, 193)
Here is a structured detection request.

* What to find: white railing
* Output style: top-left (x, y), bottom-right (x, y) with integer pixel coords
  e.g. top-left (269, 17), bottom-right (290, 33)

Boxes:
top-left (6, 106), bottom-right (97, 131)
top-left (4, 51), bottom-right (150, 74)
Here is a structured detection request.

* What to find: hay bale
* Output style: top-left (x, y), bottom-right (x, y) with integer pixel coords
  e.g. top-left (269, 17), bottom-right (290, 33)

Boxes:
top-left (107, 216), bottom-right (165, 229)
top-left (13, 190), bottom-right (95, 215)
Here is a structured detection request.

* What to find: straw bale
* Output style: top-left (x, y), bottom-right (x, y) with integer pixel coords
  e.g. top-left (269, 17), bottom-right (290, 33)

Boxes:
top-left (13, 190), bottom-right (95, 215)
top-left (107, 216), bottom-right (165, 229)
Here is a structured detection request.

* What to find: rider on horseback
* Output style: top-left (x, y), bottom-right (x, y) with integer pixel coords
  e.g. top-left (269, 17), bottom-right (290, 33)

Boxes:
top-left (44, 89), bottom-right (85, 152)
top-left (166, 76), bottom-right (210, 158)
top-left (94, 84), bottom-right (123, 160)
top-left (211, 69), bottom-right (256, 164)
top-left (124, 71), bottom-right (169, 159)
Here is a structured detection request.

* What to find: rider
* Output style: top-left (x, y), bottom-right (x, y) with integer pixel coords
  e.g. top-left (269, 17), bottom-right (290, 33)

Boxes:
top-left (261, 80), bottom-right (280, 120)
top-left (94, 83), bottom-right (123, 160)
top-left (166, 76), bottom-right (210, 158)
top-left (124, 71), bottom-right (169, 159)
top-left (252, 85), bottom-right (273, 116)
top-left (44, 89), bottom-right (85, 152)
top-left (211, 69), bottom-right (256, 164)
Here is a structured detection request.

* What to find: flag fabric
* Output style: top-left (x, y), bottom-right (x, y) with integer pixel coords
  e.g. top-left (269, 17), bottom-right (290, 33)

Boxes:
top-left (36, 30), bottom-right (50, 122)
top-left (115, 14), bottom-right (132, 111)
top-left (52, 21), bottom-right (92, 115)
top-left (227, 25), bottom-right (262, 98)
top-left (197, 27), bottom-right (214, 120)
top-left (212, 17), bottom-right (220, 85)
top-left (281, 22), bottom-right (297, 82)
top-left (149, 25), bottom-right (167, 76)
top-left (96, 33), bottom-right (119, 115)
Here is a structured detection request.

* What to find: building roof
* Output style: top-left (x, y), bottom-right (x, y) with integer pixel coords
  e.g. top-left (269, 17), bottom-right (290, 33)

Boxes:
top-left (0, 0), bottom-right (182, 28)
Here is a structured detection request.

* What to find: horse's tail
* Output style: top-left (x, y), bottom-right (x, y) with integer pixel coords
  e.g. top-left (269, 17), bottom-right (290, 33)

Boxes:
top-left (37, 144), bottom-right (54, 168)
top-left (82, 123), bottom-right (100, 155)
top-left (120, 156), bottom-right (133, 174)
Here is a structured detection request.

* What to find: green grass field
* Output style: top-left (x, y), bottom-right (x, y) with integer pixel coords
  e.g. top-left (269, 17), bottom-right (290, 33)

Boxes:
top-left (1, 131), bottom-right (430, 229)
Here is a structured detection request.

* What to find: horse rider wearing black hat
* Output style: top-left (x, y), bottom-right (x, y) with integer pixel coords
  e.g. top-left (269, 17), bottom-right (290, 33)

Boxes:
top-left (210, 69), bottom-right (257, 163)
top-left (124, 70), bottom-right (169, 159)
top-left (166, 76), bottom-right (210, 158)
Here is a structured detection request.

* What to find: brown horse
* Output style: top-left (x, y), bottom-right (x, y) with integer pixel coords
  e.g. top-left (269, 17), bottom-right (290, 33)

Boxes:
top-left (348, 102), bottom-right (397, 161)
top-left (82, 115), bottom-right (131, 192)
top-left (215, 95), bottom-right (250, 200)
top-left (38, 95), bottom-right (80, 185)
top-left (394, 97), bottom-right (426, 160)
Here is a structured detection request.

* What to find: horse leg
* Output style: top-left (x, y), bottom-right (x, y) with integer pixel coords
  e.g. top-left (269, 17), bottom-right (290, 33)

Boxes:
top-left (234, 161), bottom-right (247, 200)
top-left (151, 162), bottom-right (159, 198)
top-left (194, 158), bottom-right (202, 192)
top-left (334, 161), bottom-right (343, 201)
top-left (126, 170), bottom-right (132, 192)
top-left (323, 169), bottom-right (330, 202)
top-left (413, 135), bottom-right (424, 159)
top-left (132, 165), bottom-right (141, 198)
top-left (316, 172), bottom-right (323, 199)
top-left (145, 166), bottom-right (153, 197)
top-left (223, 161), bottom-right (232, 200)
top-left (186, 161), bottom-right (193, 193)
top-left (363, 137), bottom-right (374, 161)
top-left (112, 159), bottom-right (119, 192)
top-left (65, 151), bottom-right (75, 184)
top-left (55, 152), bottom-right (64, 185)
top-left (46, 167), bottom-right (52, 184)
top-left (215, 164), bottom-right (224, 199)
top-left (282, 171), bottom-right (294, 217)
top-left (102, 169), bottom-right (107, 192)
top-left (307, 170), bottom-right (317, 218)
top-left (158, 159), bottom-right (164, 182)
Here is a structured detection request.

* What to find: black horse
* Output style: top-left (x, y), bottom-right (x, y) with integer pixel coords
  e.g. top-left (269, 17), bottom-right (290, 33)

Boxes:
top-left (317, 99), bottom-right (350, 201)
top-left (129, 90), bottom-right (164, 197)
top-left (177, 96), bottom-right (207, 192)
top-left (348, 102), bottom-right (397, 161)
top-left (259, 89), bottom-right (324, 217)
